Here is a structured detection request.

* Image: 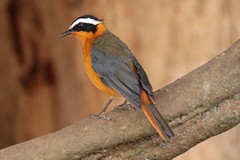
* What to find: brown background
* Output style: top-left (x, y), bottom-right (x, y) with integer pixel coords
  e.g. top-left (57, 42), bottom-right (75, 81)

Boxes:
top-left (0, 0), bottom-right (240, 159)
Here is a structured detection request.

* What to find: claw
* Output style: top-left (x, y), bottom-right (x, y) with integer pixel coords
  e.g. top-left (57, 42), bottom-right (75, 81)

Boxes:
top-left (90, 98), bottom-right (114, 121)
top-left (90, 112), bottom-right (112, 121)
top-left (114, 100), bottom-right (135, 110)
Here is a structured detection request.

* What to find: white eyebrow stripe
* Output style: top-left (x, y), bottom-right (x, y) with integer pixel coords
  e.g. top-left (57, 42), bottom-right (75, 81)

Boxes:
top-left (69, 18), bottom-right (100, 29)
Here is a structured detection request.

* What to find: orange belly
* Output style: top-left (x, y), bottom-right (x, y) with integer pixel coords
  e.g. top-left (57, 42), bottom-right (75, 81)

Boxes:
top-left (82, 42), bottom-right (118, 96)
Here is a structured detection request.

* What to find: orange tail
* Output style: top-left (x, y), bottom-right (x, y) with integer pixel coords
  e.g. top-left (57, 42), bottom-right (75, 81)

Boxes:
top-left (141, 90), bottom-right (174, 141)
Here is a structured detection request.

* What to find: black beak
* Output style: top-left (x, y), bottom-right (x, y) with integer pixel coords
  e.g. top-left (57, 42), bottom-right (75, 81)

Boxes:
top-left (60, 29), bottom-right (72, 37)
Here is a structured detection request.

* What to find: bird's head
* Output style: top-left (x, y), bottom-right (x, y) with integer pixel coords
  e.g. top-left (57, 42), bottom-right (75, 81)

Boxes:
top-left (61, 15), bottom-right (106, 41)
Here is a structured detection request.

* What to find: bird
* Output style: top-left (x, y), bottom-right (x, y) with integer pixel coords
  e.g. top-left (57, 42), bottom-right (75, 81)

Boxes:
top-left (61, 15), bottom-right (174, 141)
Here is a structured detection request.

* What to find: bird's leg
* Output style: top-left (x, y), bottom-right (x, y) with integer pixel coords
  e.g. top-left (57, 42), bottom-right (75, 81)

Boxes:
top-left (114, 100), bottom-right (135, 110)
top-left (90, 98), bottom-right (113, 120)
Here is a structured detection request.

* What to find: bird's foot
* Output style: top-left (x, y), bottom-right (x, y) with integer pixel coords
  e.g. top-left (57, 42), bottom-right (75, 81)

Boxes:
top-left (114, 100), bottom-right (135, 110)
top-left (90, 112), bottom-right (112, 121)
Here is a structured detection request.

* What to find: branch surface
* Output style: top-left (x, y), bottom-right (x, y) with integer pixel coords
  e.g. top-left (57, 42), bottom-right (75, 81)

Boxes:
top-left (0, 40), bottom-right (240, 160)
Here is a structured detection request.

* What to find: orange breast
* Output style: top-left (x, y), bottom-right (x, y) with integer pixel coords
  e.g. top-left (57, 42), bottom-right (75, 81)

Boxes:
top-left (82, 41), bottom-right (118, 96)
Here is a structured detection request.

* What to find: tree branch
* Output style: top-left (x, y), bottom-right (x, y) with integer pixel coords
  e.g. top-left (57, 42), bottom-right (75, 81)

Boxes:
top-left (1, 39), bottom-right (240, 160)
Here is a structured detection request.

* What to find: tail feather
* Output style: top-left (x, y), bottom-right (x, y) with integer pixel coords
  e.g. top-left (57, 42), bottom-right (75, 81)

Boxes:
top-left (141, 91), bottom-right (174, 141)
top-left (142, 104), bottom-right (174, 140)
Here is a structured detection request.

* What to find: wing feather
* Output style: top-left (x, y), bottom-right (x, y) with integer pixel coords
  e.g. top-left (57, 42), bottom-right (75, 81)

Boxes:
top-left (91, 45), bottom-right (141, 109)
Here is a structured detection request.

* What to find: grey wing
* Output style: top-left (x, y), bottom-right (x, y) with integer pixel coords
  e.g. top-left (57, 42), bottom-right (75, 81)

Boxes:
top-left (91, 46), bottom-right (142, 109)
top-left (132, 58), bottom-right (155, 101)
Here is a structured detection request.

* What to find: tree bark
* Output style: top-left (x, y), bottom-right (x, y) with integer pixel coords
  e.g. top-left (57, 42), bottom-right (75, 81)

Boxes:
top-left (0, 39), bottom-right (239, 160)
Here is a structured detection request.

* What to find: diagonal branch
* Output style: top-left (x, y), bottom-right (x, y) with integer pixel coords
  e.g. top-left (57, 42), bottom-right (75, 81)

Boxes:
top-left (0, 39), bottom-right (240, 160)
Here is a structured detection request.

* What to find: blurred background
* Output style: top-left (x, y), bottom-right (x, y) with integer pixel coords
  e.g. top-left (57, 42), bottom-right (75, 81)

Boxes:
top-left (0, 0), bottom-right (240, 159)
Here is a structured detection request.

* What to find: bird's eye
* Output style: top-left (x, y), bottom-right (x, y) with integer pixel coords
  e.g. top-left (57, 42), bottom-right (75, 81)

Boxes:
top-left (76, 23), bottom-right (83, 29)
